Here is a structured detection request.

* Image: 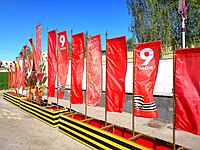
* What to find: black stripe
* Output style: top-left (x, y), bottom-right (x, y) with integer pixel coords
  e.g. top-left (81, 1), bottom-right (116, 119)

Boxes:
top-left (60, 116), bottom-right (141, 150)
top-left (20, 106), bottom-right (58, 126)
top-left (20, 100), bottom-right (64, 115)
top-left (59, 126), bottom-right (104, 150)
top-left (20, 103), bottom-right (58, 121)
top-left (59, 122), bottom-right (121, 150)
top-left (3, 96), bottom-right (20, 106)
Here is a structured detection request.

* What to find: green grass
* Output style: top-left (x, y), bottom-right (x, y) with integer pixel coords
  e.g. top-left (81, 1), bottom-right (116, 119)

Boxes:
top-left (0, 72), bottom-right (8, 90)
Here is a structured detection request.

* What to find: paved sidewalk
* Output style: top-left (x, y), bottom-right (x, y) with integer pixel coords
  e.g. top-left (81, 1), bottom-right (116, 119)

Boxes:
top-left (0, 94), bottom-right (90, 150)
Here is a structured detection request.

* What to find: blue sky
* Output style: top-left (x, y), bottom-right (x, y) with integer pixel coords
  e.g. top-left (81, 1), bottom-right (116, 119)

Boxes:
top-left (0, 0), bottom-right (133, 61)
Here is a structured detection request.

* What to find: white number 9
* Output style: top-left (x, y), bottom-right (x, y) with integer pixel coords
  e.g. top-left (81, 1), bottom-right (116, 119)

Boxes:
top-left (59, 35), bottom-right (65, 48)
top-left (140, 48), bottom-right (154, 66)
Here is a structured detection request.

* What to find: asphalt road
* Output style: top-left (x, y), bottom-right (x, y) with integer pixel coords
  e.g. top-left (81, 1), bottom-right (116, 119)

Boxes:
top-left (0, 92), bottom-right (90, 150)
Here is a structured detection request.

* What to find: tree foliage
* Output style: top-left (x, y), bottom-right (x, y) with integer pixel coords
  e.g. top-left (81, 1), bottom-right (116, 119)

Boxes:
top-left (126, 0), bottom-right (200, 56)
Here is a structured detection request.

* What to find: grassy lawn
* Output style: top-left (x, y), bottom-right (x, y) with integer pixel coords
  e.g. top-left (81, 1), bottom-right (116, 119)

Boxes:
top-left (0, 72), bottom-right (8, 90)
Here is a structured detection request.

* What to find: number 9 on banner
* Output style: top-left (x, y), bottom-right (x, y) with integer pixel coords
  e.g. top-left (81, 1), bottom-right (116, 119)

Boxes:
top-left (140, 48), bottom-right (154, 66)
top-left (59, 35), bottom-right (65, 48)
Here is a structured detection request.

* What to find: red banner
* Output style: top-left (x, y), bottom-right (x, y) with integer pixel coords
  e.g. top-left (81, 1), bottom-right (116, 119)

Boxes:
top-left (48, 30), bottom-right (57, 97)
top-left (71, 32), bottom-right (84, 104)
top-left (36, 24), bottom-right (42, 72)
top-left (106, 36), bottom-right (127, 112)
top-left (57, 31), bottom-right (69, 99)
top-left (16, 57), bottom-right (21, 88)
top-left (24, 46), bottom-right (32, 72)
top-left (29, 38), bottom-right (35, 71)
top-left (20, 48), bottom-right (26, 90)
top-left (86, 34), bottom-right (102, 106)
top-left (134, 40), bottom-right (161, 118)
top-left (175, 47), bottom-right (200, 135)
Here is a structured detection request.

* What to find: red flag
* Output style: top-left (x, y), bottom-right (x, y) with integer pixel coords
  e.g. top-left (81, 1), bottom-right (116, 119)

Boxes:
top-left (134, 40), bottom-right (161, 118)
top-left (48, 30), bottom-right (57, 97)
top-left (16, 57), bottom-right (21, 88)
top-left (9, 64), bottom-right (13, 87)
top-left (36, 24), bottom-right (42, 72)
top-left (175, 47), bottom-right (200, 135)
top-left (20, 48), bottom-right (26, 90)
top-left (57, 31), bottom-right (69, 99)
top-left (106, 36), bottom-right (127, 112)
top-left (29, 38), bottom-right (35, 71)
top-left (86, 34), bottom-right (102, 106)
top-left (24, 46), bottom-right (32, 72)
top-left (13, 61), bottom-right (16, 88)
top-left (71, 32), bottom-right (84, 104)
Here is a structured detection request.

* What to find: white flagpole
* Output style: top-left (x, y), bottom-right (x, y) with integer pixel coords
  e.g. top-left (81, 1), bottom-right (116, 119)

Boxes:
top-left (181, 16), bottom-right (186, 48)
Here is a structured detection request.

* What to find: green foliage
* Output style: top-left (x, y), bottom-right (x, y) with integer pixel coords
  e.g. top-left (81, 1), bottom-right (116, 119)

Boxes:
top-left (126, 0), bottom-right (200, 55)
top-left (0, 72), bottom-right (8, 90)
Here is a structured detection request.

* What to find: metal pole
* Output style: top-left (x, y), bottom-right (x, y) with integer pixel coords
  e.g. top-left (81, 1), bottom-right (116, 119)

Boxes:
top-left (47, 29), bottom-right (49, 105)
top-left (173, 50), bottom-right (176, 150)
top-left (105, 31), bottom-right (108, 126)
top-left (181, 17), bottom-right (186, 48)
top-left (132, 49), bottom-right (135, 136)
top-left (85, 31), bottom-right (88, 119)
top-left (56, 29), bottom-right (59, 109)
top-left (70, 29), bottom-right (73, 114)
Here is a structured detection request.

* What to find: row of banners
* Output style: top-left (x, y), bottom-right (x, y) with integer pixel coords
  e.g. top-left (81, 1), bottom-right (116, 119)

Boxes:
top-left (7, 25), bottom-right (200, 136)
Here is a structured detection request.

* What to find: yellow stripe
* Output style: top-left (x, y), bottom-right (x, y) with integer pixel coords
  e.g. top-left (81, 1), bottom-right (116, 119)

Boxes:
top-left (20, 99), bottom-right (66, 114)
top-left (60, 119), bottom-right (129, 150)
top-left (20, 108), bottom-right (57, 128)
top-left (20, 105), bottom-right (58, 124)
top-left (4, 96), bottom-right (20, 104)
top-left (3, 97), bottom-right (20, 106)
top-left (60, 115), bottom-right (150, 150)
top-left (59, 124), bottom-right (111, 150)
top-left (20, 102), bottom-right (59, 119)
top-left (59, 129), bottom-right (96, 150)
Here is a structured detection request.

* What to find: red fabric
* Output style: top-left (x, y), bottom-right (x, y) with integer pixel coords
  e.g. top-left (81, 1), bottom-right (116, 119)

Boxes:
top-left (29, 38), bottom-right (35, 71)
top-left (86, 34), bottom-right (102, 106)
top-left (24, 47), bottom-right (32, 72)
top-left (175, 47), bottom-right (200, 135)
top-left (106, 36), bottom-right (127, 112)
top-left (48, 30), bottom-right (57, 97)
top-left (21, 47), bottom-right (26, 90)
top-left (57, 31), bottom-right (69, 99)
top-left (134, 40), bottom-right (161, 118)
top-left (36, 24), bottom-right (42, 73)
top-left (71, 32), bottom-right (84, 104)
top-left (16, 57), bottom-right (21, 88)
top-left (37, 73), bottom-right (44, 82)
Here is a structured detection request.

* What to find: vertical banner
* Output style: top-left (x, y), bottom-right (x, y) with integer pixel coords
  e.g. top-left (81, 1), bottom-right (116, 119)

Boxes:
top-left (106, 36), bottom-right (127, 112)
top-left (20, 48), bottom-right (26, 90)
top-left (13, 61), bottom-right (16, 88)
top-left (9, 64), bottom-right (13, 88)
top-left (24, 46), bottom-right (32, 72)
top-left (16, 57), bottom-right (21, 88)
top-left (86, 34), bottom-right (102, 106)
top-left (29, 38), bottom-right (35, 71)
top-left (36, 24), bottom-right (42, 72)
top-left (57, 31), bottom-right (69, 99)
top-left (134, 40), bottom-right (161, 118)
top-left (175, 48), bottom-right (200, 135)
top-left (48, 30), bottom-right (57, 97)
top-left (71, 32), bottom-right (84, 104)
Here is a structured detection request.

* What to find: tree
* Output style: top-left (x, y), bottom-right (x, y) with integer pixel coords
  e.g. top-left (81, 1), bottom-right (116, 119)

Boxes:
top-left (126, 0), bottom-right (200, 56)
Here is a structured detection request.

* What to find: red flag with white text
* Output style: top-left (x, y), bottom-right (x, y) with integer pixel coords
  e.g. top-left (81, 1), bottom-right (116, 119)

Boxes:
top-left (57, 31), bottom-right (69, 99)
top-left (36, 24), bottom-right (42, 72)
top-left (175, 47), bottom-right (200, 135)
top-left (48, 30), bottom-right (57, 97)
top-left (134, 41), bottom-right (161, 118)
top-left (106, 36), bottom-right (127, 112)
top-left (71, 32), bottom-right (84, 104)
top-left (86, 34), bottom-right (102, 106)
